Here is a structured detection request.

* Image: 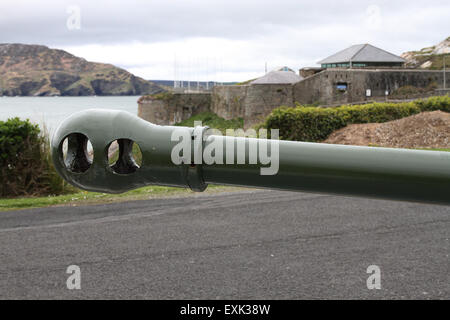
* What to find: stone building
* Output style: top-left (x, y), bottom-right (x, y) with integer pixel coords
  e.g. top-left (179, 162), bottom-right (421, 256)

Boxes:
top-left (139, 68), bottom-right (302, 128)
top-left (250, 67), bottom-right (303, 84)
top-left (318, 43), bottom-right (406, 69)
top-left (138, 44), bottom-right (449, 128)
top-left (293, 68), bottom-right (449, 106)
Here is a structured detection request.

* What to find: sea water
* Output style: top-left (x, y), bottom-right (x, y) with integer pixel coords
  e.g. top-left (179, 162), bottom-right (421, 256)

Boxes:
top-left (0, 96), bottom-right (141, 134)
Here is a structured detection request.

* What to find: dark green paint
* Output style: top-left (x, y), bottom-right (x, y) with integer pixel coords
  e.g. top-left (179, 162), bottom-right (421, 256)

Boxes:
top-left (52, 109), bottom-right (450, 205)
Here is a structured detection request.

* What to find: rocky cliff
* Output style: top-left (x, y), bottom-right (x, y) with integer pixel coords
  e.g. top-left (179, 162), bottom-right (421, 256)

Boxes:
top-left (401, 36), bottom-right (450, 69)
top-left (0, 44), bottom-right (164, 96)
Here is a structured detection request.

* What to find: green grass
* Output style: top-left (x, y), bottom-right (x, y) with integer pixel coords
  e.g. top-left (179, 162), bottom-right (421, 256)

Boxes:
top-left (108, 141), bottom-right (143, 165)
top-left (0, 185), bottom-right (242, 212)
top-left (138, 92), bottom-right (173, 103)
top-left (175, 112), bottom-right (243, 133)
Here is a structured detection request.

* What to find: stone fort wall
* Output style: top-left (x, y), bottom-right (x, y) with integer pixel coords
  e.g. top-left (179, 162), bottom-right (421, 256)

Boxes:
top-left (293, 69), bottom-right (450, 106)
top-left (138, 93), bottom-right (211, 125)
top-left (138, 84), bottom-right (296, 128)
top-left (138, 69), bottom-right (450, 127)
top-left (211, 84), bottom-right (296, 127)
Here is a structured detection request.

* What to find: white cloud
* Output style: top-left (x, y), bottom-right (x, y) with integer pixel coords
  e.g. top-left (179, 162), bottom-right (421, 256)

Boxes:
top-left (1, 0), bottom-right (449, 81)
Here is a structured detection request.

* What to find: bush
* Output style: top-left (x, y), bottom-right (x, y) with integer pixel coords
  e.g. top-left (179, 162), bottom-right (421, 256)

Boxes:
top-left (0, 118), bottom-right (72, 198)
top-left (262, 95), bottom-right (450, 142)
top-left (138, 91), bottom-right (173, 103)
top-left (390, 82), bottom-right (438, 98)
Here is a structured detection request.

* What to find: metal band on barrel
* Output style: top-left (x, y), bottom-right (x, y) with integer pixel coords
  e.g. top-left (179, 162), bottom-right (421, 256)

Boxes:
top-left (185, 125), bottom-right (208, 192)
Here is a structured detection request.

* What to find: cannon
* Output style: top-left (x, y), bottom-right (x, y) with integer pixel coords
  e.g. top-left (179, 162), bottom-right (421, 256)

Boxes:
top-left (51, 109), bottom-right (450, 205)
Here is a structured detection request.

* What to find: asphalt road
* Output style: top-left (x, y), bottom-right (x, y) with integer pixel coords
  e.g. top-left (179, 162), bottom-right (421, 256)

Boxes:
top-left (0, 189), bottom-right (449, 299)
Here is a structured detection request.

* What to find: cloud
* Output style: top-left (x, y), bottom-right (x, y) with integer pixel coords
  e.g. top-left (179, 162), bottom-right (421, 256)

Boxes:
top-left (0, 0), bottom-right (449, 81)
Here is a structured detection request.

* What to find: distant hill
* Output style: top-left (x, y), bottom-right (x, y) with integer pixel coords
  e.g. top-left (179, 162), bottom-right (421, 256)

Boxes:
top-left (0, 44), bottom-right (164, 96)
top-left (401, 37), bottom-right (450, 69)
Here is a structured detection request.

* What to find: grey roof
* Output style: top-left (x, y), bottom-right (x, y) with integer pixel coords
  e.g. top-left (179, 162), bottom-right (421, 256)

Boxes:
top-left (250, 70), bottom-right (303, 84)
top-left (318, 44), bottom-right (405, 64)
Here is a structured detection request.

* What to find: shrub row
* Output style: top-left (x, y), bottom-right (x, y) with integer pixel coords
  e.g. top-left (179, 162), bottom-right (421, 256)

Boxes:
top-left (0, 118), bottom-right (70, 198)
top-left (262, 95), bottom-right (450, 142)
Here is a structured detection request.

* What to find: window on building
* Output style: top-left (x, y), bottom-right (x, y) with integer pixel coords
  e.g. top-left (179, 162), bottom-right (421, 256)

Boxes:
top-left (336, 82), bottom-right (348, 92)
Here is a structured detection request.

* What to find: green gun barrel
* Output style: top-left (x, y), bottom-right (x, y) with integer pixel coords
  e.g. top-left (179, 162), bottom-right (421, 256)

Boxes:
top-left (51, 109), bottom-right (450, 205)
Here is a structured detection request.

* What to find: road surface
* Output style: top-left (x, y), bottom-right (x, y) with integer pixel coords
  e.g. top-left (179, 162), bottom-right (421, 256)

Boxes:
top-left (0, 190), bottom-right (449, 299)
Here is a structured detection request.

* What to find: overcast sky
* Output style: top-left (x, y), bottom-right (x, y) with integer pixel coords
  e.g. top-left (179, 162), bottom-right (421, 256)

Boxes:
top-left (0, 0), bottom-right (449, 81)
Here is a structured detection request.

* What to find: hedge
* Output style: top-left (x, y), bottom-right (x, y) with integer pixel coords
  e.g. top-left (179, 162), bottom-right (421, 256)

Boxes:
top-left (262, 95), bottom-right (450, 142)
top-left (0, 118), bottom-right (70, 197)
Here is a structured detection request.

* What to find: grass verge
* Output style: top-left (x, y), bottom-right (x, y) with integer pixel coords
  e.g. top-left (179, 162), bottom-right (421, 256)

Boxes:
top-left (0, 185), bottom-right (244, 212)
